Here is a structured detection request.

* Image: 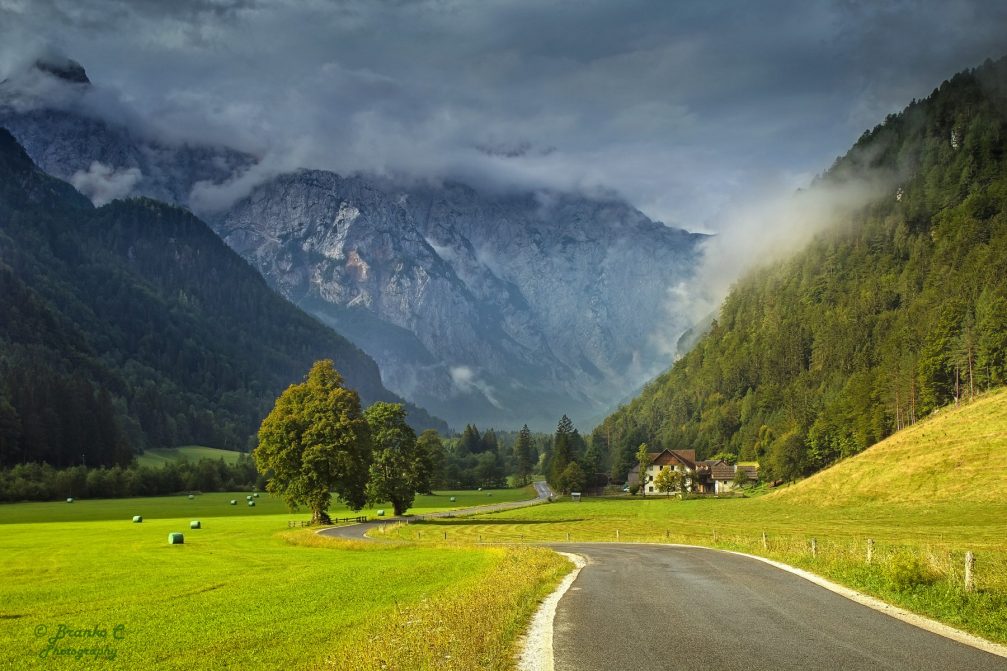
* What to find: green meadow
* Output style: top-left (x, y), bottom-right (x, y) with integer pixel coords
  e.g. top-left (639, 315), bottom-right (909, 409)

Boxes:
top-left (386, 390), bottom-right (1007, 644)
top-left (134, 445), bottom-right (248, 468)
top-left (0, 487), bottom-right (568, 670)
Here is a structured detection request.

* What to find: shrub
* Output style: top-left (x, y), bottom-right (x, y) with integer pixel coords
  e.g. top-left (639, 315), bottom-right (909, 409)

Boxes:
top-left (886, 553), bottom-right (937, 590)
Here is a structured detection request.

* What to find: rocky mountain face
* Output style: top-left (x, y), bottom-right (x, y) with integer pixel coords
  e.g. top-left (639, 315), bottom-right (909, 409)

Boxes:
top-left (1, 59), bottom-right (707, 430)
top-left (215, 175), bottom-right (706, 429)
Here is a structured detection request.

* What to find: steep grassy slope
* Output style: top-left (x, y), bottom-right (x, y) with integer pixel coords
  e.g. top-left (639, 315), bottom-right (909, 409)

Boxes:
top-left (596, 55), bottom-right (1007, 483)
top-left (771, 388), bottom-right (1007, 506)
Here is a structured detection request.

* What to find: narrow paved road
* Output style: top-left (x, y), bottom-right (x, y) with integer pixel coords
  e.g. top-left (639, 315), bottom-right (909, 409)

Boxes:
top-left (319, 481), bottom-right (553, 541)
top-left (550, 543), bottom-right (1007, 671)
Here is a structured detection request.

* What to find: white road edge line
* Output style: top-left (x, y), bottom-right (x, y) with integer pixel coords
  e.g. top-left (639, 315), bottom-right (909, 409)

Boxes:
top-left (649, 542), bottom-right (1007, 660)
top-left (518, 552), bottom-right (586, 671)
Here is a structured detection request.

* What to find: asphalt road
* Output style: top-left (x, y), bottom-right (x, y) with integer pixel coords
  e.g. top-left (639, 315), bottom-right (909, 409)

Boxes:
top-left (318, 481), bottom-right (553, 541)
top-left (550, 543), bottom-right (1007, 671)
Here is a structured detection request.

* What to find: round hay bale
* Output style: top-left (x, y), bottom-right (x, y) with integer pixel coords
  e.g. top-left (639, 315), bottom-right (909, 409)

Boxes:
top-left (229, 500), bottom-right (237, 505)
top-left (132, 515), bottom-right (142, 523)
top-left (66, 497), bottom-right (74, 503)
top-left (168, 533), bottom-right (184, 545)
top-left (253, 493), bottom-right (259, 498)
top-left (487, 492), bottom-right (492, 496)
top-left (247, 500), bottom-right (255, 507)
top-left (188, 494), bottom-right (194, 500)
top-left (246, 495), bottom-right (253, 500)
top-left (190, 520), bottom-right (201, 529)
top-left (376, 509), bottom-right (385, 516)
top-left (449, 496), bottom-right (456, 502)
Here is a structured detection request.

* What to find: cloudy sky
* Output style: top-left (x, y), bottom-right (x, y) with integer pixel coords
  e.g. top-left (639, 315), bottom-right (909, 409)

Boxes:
top-left (2, 0), bottom-right (1006, 229)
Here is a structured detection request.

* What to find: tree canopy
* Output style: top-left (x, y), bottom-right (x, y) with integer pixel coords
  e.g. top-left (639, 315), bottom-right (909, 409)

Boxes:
top-left (364, 401), bottom-right (425, 516)
top-left (597, 55), bottom-right (1007, 484)
top-left (254, 360), bottom-right (371, 523)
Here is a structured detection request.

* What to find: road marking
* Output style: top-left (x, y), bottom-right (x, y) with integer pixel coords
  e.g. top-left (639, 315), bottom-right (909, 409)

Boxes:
top-left (518, 552), bottom-right (586, 671)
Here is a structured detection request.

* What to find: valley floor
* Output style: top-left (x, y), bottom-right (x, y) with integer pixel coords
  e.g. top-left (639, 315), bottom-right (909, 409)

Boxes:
top-left (0, 489), bottom-right (568, 671)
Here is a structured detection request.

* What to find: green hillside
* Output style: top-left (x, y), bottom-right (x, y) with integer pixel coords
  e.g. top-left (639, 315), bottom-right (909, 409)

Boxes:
top-left (0, 129), bottom-right (445, 469)
top-left (770, 387), bottom-right (1007, 506)
top-left (134, 445), bottom-right (247, 468)
top-left (597, 55), bottom-right (1007, 483)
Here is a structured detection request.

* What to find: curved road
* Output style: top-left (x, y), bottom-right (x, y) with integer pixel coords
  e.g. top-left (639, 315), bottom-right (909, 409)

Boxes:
top-left (319, 481), bottom-right (553, 541)
top-left (320, 490), bottom-right (1006, 670)
top-left (551, 543), bottom-right (1006, 670)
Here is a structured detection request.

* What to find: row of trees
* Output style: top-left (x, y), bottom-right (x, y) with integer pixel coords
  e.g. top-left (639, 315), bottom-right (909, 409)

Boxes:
top-left (0, 456), bottom-right (261, 503)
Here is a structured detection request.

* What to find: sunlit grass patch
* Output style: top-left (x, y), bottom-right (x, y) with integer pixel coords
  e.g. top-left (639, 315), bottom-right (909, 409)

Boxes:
top-left (0, 486), bottom-right (564, 670)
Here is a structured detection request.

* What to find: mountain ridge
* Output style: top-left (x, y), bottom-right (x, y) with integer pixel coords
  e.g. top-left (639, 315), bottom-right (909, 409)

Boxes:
top-left (0, 127), bottom-right (444, 468)
top-left (0, 60), bottom-right (708, 430)
top-left (595, 54), bottom-right (1007, 482)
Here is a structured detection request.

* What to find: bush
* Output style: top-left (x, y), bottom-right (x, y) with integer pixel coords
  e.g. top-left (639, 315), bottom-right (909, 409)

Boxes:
top-left (886, 553), bottom-right (937, 590)
top-left (629, 484), bottom-right (640, 495)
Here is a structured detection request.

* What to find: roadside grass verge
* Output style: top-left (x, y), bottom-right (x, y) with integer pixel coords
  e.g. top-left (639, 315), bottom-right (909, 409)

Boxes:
top-left (384, 497), bottom-right (1007, 644)
top-left (0, 486), bottom-right (563, 670)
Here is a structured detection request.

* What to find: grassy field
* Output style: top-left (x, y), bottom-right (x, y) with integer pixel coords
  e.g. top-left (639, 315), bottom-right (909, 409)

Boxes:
top-left (0, 487), bottom-right (536, 525)
top-left (0, 486), bottom-right (568, 670)
top-left (134, 445), bottom-right (247, 468)
top-left (385, 390), bottom-right (1007, 644)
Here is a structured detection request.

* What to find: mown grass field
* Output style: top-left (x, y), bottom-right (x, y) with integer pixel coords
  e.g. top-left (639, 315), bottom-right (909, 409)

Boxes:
top-left (134, 445), bottom-right (248, 468)
top-left (386, 390), bottom-right (1007, 644)
top-left (0, 487), bottom-right (536, 525)
top-left (0, 487), bottom-right (568, 670)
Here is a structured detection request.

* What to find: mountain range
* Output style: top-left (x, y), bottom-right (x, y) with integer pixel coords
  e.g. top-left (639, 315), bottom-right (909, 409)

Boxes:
top-left (0, 57), bottom-right (706, 430)
top-left (0, 126), bottom-right (443, 468)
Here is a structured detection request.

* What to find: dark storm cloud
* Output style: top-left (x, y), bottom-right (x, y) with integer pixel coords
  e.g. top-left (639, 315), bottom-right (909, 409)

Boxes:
top-left (1, 0), bottom-right (1006, 226)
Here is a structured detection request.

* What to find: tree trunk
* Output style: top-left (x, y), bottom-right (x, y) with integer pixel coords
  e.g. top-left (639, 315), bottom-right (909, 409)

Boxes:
top-left (393, 500), bottom-right (407, 517)
top-left (311, 509), bottom-right (332, 525)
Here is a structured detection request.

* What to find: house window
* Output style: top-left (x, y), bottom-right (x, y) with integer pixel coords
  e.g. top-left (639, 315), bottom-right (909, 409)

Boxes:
top-left (648, 475), bottom-right (653, 482)
top-left (648, 486), bottom-right (653, 492)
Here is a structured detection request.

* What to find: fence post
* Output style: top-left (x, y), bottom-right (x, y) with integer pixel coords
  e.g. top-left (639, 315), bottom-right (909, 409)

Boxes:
top-left (965, 551), bottom-right (975, 592)
top-left (811, 537), bottom-right (817, 558)
top-left (867, 538), bottom-right (874, 564)
top-left (713, 529), bottom-right (718, 543)
top-left (762, 531), bottom-right (767, 550)
top-left (566, 532), bottom-right (571, 542)
top-left (616, 529), bottom-right (620, 541)
top-left (666, 530), bottom-right (670, 540)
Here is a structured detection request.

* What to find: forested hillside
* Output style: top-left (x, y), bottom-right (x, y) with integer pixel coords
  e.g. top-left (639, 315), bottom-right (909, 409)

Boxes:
top-left (0, 129), bottom-right (444, 468)
top-left (596, 56), bottom-right (1007, 482)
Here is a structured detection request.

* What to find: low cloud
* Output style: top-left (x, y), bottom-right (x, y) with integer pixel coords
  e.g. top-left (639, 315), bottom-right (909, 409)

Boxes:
top-left (450, 365), bottom-right (504, 410)
top-left (3, 1), bottom-right (1005, 227)
top-left (688, 168), bottom-right (898, 325)
top-left (70, 161), bottom-right (142, 206)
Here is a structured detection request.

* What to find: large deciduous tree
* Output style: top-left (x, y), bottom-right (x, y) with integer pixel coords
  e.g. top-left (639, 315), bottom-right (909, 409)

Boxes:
top-left (254, 360), bottom-right (372, 524)
top-left (364, 402), bottom-right (426, 516)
